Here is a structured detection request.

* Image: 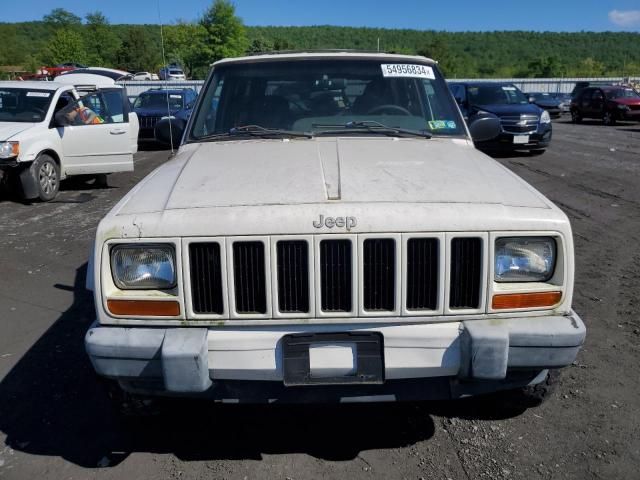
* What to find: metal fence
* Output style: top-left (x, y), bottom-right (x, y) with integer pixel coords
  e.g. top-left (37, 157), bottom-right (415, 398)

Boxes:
top-left (447, 77), bottom-right (640, 94)
top-left (118, 80), bottom-right (205, 102)
top-left (117, 77), bottom-right (640, 101)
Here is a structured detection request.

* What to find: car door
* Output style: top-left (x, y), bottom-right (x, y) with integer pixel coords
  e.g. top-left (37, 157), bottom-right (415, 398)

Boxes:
top-left (589, 89), bottom-right (605, 118)
top-left (56, 88), bottom-right (134, 176)
top-left (578, 89), bottom-right (593, 118)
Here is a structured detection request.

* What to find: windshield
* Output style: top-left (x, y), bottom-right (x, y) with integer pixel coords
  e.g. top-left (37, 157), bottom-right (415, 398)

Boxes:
top-left (605, 88), bottom-right (640, 100)
top-left (169, 70), bottom-right (183, 75)
top-left (0, 88), bottom-right (53, 123)
top-left (189, 59), bottom-right (466, 139)
top-left (468, 84), bottom-right (529, 106)
top-left (133, 92), bottom-right (184, 110)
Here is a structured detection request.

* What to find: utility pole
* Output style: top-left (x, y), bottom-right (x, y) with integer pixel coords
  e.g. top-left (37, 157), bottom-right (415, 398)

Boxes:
top-left (377, 38), bottom-right (380, 52)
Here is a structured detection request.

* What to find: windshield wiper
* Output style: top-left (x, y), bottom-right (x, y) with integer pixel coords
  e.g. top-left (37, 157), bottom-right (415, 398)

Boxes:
top-left (197, 124), bottom-right (313, 141)
top-left (314, 120), bottom-right (432, 139)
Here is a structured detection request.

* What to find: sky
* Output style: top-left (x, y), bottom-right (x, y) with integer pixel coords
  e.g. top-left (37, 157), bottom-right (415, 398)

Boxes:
top-left (1, 0), bottom-right (640, 31)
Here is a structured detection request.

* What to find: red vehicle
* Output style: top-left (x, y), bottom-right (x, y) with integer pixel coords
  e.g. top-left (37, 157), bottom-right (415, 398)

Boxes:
top-left (17, 66), bottom-right (75, 81)
top-left (571, 85), bottom-right (640, 125)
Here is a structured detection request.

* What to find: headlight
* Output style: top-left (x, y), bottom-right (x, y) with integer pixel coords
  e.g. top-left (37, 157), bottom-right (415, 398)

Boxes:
top-left (495, 237), bottom-right (556, 282)
top-left (0, 141), bottom-right (19, 159)
top-left (110, 244), bottom-right (176, 289)
top-left (540, 110), bottom-right (551, 124)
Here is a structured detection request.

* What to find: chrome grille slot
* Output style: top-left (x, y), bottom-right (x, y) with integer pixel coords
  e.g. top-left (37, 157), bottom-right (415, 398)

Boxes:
top-left (363, 238), bottom-right (396, 311)
top-left (406, 238), bottom-right (439, 310)
top-left (450, 237), bottom-right (482, 309)
top-left (232, 241), bottom-right (267, 314)
top-left (499, 115), bottom-right (539, 134)
top-left (189, 242), bottom-right (224, 314)
top-left (320, 239), bottom-right (353, 312)
top-left (276, 240), bottom-right (310, 313)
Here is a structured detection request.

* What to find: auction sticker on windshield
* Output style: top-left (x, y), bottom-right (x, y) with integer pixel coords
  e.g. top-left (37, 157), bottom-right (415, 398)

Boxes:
top-left (381, 64), bottom-right (435, 79)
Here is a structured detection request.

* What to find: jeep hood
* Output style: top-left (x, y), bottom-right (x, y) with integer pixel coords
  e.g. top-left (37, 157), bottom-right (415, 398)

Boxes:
top-left (116, 137), bottom-right (549, 216)
top-left (0, 122), bottom-right (38, 141)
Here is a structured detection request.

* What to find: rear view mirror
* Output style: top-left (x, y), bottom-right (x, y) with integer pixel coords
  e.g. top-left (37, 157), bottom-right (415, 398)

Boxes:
top-left (468, 115), bottom-right (502, 143)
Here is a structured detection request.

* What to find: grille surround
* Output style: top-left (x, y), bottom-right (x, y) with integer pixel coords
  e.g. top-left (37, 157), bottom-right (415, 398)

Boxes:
top-left (183, 233), bottom-right (490, 320)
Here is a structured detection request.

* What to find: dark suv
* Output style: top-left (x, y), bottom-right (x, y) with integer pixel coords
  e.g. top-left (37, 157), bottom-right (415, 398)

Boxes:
top-left (449, 82), bottom-right (552, 154)
top-left (132, 88), bottom-right (197, 139)
top-left (570, 86), bottom-right (640, 125)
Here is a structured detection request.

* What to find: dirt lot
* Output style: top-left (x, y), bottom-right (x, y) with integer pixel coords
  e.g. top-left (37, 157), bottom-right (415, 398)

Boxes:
top-left (1, 120), bottom-right (639, 480)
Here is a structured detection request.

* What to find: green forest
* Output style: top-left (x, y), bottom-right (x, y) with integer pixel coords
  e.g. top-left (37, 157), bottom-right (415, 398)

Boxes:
top-left (1, 1), bottom-right (639, 80)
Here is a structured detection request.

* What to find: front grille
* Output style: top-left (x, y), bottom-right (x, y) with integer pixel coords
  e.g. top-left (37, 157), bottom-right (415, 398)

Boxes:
top-left (139, 116), bottom-right (161, 129)
top-left (276, 240), bottom-right (310, 313)
top-left (189, 243), bottom-right (224, 314)
top-left (406, 238), bottom-right (439, 310)
top-left (232, 241), bottom-right (267, 314)
top-left (320, 239), bottom-right (353, 312)
top-left (500, 115), bottom-right (539, 134)
top-left (363, 238), bottom-right (396, 311)
top-left (449, 238), bottom-right (482, 309)
top-left (187, 234), bottom-right (487, 318)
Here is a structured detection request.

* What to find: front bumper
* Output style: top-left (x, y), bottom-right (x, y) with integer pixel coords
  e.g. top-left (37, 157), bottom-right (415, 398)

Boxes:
top-left (85, 312), bottom-right (585, 402)
top-left (476, 123), bottom-right (552, 151)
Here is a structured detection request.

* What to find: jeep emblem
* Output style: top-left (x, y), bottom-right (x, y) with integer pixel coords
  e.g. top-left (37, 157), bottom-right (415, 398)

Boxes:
top-left (313, 214), bottom-right (357, 231)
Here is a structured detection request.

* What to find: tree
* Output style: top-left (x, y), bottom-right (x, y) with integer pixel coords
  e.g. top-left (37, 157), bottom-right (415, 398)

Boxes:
top-left (43, 8), bottom-right (82, 28)
top-left (165, 22), bottom-right (209, 78)
top-left (43, 28), bottom-right (88, 65)
top-left (116, 27), bottom-right (161, 73)
top-left (84, 11), bottom-right (121, 66)
top-left (201, 0), bottom-right (248, 62)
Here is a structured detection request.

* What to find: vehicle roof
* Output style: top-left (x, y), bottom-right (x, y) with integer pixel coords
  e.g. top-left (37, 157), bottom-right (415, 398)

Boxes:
top-left (140, 88), bottom-right (191, 95)
top-left (0, 81), bottom-right (68, 91)
top-left (449, 81), bottom-right (516, 87)
top-left (212, 51), bottom-right (436, 67)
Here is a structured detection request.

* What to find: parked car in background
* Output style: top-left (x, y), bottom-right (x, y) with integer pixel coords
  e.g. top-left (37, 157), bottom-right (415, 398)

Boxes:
top-left (85, 52), bottom-right (585, 412)
top-left (132, 88), bottom-right (197, 140)
top-left (131, 72), bottom-right (160, 81)
top-left (527, 92), bottom-right (564, 118)
top-left (570, 81), bottom-right (613, 99)
top-left (159, 65), bottom-right (186, 81)
top-left (449, 82), bottom-right (552, 153)
top-left (571, 85), bottom-right (640, 125)
top-left (0, 80), bottom-right (138, 201)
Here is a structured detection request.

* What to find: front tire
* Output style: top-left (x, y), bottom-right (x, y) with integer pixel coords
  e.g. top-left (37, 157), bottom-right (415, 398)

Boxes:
top-left (571, 110), bottom-right (582, 123)
top-left (603, 111), bottom-right (617, 126)
top-left (34, 154), bottom-right (60, 201)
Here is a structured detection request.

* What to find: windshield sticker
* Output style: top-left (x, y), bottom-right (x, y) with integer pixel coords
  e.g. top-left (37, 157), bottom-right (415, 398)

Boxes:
top-left (428, 120), bottom-right (457, 130)
top-left (26, 92), bottom-right (50, 97)
top-left (502, 86), bottom-right (517, 91)
top-left (381, 64), bottom-right (435, 79)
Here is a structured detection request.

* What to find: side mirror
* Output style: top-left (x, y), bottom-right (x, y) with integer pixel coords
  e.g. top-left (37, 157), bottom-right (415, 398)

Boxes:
top-left (54, 111), bottom-right (71, 127)
top-left (155, 117), bottom-right (185, 146)
top-left (468, 115), bottom-right (502, 143)
top-left (529, 97), bottom-right (536, 103)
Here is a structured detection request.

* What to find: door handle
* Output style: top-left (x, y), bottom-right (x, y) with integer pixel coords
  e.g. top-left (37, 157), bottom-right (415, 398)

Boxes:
top-left (110, 129), bottom-right (126, 135)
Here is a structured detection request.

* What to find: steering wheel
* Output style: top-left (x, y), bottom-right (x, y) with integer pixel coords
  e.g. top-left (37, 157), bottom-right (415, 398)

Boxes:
top-left (366, 104), bottom-right (412, 116)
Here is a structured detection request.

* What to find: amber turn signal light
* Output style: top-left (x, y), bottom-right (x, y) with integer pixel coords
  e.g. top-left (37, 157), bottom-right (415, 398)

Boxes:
top-left (492, 291), bottom-right (562, 310)
top-left (107, 299), bottom-right (180, 316)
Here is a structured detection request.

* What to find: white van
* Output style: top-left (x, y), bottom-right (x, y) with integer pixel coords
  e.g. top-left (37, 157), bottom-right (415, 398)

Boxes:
top-left (0, 80), bottom-right (139, 201)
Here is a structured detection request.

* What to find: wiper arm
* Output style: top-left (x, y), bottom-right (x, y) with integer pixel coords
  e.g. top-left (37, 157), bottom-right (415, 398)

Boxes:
top-left (314, 120), bottom-right (432, 139)
top-left (196, 124), bottom-right (313, 141)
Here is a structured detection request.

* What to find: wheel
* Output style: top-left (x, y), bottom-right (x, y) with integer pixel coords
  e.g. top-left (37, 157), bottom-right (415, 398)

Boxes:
top-left (99, 378), bottom-right (160, 417)
top-left (603, 111), bottom-right (616, 126)
top-left (34, 154), bottom-right (60, 201)
top-left (94, 174), bottom-right (109, 188)
top-left (570, 110), bottom-right (582, 123)
top-left (500, 370), bottom-right (560, 408)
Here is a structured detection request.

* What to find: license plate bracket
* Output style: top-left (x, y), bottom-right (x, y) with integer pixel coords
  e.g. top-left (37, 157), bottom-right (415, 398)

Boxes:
top-left (282, 332), bottom-right (384, 386)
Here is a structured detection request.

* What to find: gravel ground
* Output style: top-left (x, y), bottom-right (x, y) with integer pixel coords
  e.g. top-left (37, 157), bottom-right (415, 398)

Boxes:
top-left (0, 120), bottom-right (639, 480)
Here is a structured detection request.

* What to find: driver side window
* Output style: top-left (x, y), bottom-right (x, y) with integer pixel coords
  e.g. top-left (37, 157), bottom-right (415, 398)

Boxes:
top-left (58, 92), bottom-right (115, 126)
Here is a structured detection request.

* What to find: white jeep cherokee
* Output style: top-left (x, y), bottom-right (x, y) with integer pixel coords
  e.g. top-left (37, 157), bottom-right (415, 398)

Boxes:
top-left (0, 80), bottom-right (138, 201)
top-left (85, 52), bottom-right (585, 407)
